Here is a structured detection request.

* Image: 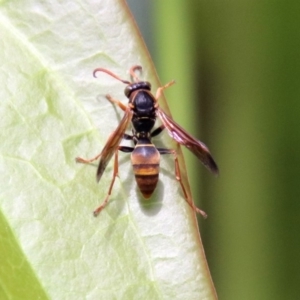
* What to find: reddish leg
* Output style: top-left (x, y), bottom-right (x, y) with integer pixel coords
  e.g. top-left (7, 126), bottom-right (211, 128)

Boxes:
top-left (75, 153), bottom-right (101, 164)
top-left (93, 151), bottom-right (119, 216)
top-left (106, 94), bottom-right (127, 111)
top-left (75, 94), bottom-right (126, 164)
top-left (155, 80), bottom-right (175, 102)
top-left (158, 148), bottom-right (207, 218)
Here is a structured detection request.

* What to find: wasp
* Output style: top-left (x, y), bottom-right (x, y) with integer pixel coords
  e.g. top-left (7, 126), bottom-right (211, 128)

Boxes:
top-left (76, 65), bottom-right (218, 217)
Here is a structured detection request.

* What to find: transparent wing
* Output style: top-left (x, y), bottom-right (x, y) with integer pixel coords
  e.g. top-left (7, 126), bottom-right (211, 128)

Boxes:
top-left (97, 109), bottom-right (133, 182)
top-left (157, 108), bottom-right (219, 174)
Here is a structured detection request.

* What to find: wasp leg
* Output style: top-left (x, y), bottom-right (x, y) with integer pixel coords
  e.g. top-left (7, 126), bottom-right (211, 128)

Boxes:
top-left (94, 150), bottom-right (119, 216)
top-left (155, 80), bottom-right (176, 102)
top-left (118, 146), bottom-right (134, 153)
top-left (76, 139), bottom-right (133, 165)
top-left (75, 153), bottom-right (101, 164)
top-left (123, 133), bottom-right (133, 140)
top-left (106, 94), bottom-right (127, 111)
top-left (151, 125), bottom-right (165, 137)
top-left (123, 133), bottom-right (138, 145)
top-left (76, 130), bottom-right (128, 165)
top-left (93, 146), bottom-right (134, 216)
top-left (157, 148), bottom-right (208, 218)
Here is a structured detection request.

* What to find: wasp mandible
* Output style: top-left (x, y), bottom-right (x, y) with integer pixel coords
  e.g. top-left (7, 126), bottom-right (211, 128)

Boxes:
top-left (76, 65), bottom-right (218, 217)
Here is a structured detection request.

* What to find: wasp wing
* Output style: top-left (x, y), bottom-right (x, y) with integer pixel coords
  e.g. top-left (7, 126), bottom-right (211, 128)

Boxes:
top-left (157, 109), bottom-right (219, 175)
top-left (97, 109), bottom-right (133, 182)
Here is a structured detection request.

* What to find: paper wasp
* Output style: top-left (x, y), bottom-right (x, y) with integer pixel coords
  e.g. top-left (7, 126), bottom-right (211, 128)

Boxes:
top-left (76, 65), bottom-right (218, 217)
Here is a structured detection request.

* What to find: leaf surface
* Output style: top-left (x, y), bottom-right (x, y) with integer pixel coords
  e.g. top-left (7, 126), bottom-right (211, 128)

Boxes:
top-left (0, 0), bottom-right (216, 299)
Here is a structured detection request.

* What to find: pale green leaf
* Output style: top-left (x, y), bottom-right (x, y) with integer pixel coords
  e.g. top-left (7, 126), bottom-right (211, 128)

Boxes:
top-left (0, 0), bottom-right (216, 299)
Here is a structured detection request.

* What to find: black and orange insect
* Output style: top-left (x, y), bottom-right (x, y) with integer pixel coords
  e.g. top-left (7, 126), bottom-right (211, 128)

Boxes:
top-left (76, 65), bottom-right (218, 217)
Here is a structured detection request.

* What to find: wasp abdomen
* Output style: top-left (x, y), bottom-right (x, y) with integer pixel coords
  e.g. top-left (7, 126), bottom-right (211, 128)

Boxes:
top-left (131, 144), bottom-right (160, 199)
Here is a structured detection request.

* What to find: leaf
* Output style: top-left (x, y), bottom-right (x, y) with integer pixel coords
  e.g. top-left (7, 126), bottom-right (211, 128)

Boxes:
top-left (0, 0), bottom-right (217, 299)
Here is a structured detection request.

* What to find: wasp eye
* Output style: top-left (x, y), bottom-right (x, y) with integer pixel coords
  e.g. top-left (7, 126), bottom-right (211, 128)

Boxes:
top-left (124, 86), bottom-right (132, 97)
top-left (125, 82), bottom-right (151, 98)
top-left (145, 81), bottom-right (151, 89)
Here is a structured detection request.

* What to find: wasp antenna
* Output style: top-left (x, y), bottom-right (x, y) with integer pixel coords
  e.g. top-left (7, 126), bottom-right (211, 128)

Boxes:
top-left (93, 68), bottom-right (131, 85)
top-left (129, 65), bottom-right (142, 82)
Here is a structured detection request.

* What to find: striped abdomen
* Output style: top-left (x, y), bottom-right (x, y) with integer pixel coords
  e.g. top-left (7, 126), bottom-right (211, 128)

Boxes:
top-left (131, 144), bottom-right (160, 199)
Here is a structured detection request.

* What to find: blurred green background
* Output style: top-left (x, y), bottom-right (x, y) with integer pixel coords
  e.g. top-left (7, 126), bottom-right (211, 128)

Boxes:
top-left (128, 0), bottom-right (300, 299)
